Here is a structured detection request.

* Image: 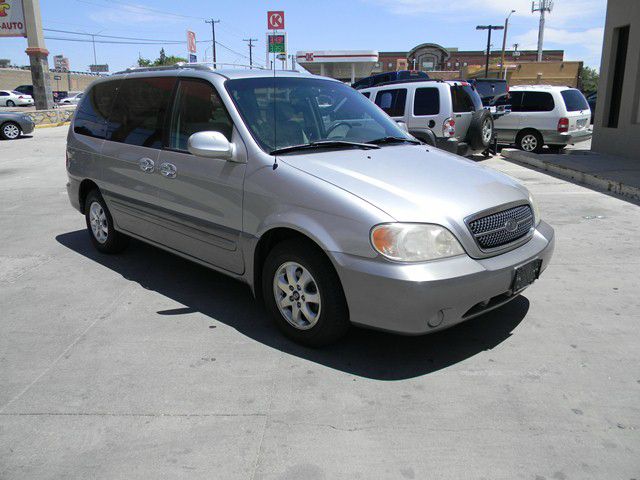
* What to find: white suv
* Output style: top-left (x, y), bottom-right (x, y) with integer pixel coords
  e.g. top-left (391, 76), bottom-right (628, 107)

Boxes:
top-left (492, 85), bottom-right (591, 153)
top-left (360, 80), bottom-right (495, 156)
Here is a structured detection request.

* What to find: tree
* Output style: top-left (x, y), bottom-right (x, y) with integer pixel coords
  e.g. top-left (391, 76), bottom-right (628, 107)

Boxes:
top-left (580, 66), bottom-right (599, 93)
top-left (136, 49), bottom-right (187, 68)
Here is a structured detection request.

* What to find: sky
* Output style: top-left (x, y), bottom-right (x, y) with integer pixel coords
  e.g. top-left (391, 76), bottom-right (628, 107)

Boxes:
top-left (1, 0), bottom-right (607, 73)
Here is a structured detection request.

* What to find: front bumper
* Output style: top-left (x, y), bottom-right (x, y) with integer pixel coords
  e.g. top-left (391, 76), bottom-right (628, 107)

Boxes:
top-left (331, 221), bottom-right (555, 335)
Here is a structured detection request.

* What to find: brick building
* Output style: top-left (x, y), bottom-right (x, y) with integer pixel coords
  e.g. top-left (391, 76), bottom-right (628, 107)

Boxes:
top-left (377, 43), bottom-right (564, 73)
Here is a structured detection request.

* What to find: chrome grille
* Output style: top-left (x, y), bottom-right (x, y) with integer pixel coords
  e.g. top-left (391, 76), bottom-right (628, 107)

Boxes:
top-left (468, 204), bottom-right (534, 250)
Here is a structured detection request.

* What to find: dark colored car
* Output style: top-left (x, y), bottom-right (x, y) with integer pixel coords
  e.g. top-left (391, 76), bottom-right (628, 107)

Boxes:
top-left (352, 70), bottom-right (429, 90)
top-left (0, 111), bottom-right (35, 140)
top-left (585, 91), bottom-right (597, 123)
top-left (470, 78), bottom-right (508, 106)
top-left (14, 85), bottom-right (68, 103)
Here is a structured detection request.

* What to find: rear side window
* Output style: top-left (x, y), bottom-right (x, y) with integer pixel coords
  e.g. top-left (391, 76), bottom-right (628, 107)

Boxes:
top-left (168, 79), bottom-right (234, 151)
top-left (561, 89), bottom-right (589, 112)
top-left (521, 92), bottom-right (555, 112)
top-left (508, 91), bottom-right (524, 111)
top-left (374, 88), bottom-right (407, 117)
top-left (451, 85), bottom-right (480, 112)
top-left (74, 81), bottom-right (120, 139)
top-left (106, 77), bottom-right (175, 148)
top-left (413, 88), bottom-right (440, 115)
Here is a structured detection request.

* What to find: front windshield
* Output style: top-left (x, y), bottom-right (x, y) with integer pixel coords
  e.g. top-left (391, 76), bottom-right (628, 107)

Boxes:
top-left (225, 76), bottom-right (412, 153)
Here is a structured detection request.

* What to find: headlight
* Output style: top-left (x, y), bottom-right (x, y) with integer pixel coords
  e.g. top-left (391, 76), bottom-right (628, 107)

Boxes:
top-left (371, 223), bottom-right (465, 262)
top-left (528, 193), bottom-right (541, 226)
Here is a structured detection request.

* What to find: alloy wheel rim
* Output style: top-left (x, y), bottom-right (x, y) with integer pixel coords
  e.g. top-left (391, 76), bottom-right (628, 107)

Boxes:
top-left (273, 261), bottom-right (321, 330)
top-left (89, 201), bottom-right (108, 244)
top-left (6, 101), bottom-right (15, 107)
top-left (481, 118), bottom-right (492, 144)
top-left (521, 134), bottom-right (537, 151)
top-left (3, 124), bottom-right (20, 139)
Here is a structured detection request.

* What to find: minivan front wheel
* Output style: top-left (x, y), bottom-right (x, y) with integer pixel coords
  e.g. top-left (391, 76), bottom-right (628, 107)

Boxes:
top-left (84, 190), bottom-right (129, 253)
top-left (517, 130), bottom-right (543, 153)
top-left (1, 122), bottom-right (21, 140)
top-left (262, 239), bottom-right (350, 346)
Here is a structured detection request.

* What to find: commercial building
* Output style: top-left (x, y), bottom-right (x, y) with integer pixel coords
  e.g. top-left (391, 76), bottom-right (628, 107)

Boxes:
top-left (297, 43), bottom-right (565, 84)
top-left (0, 67), bottom-right (101, 92)
top-left (592, 0), bottom-right (640, 160)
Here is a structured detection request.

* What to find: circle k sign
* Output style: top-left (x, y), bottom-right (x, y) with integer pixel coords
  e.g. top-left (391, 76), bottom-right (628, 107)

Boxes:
top-left (267, 11), bottom-right (284, 30)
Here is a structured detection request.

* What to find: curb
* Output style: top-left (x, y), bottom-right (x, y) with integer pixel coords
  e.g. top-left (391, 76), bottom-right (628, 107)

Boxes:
top-left (501, 148), bottom-right (640, 201)
top-left (35, 122), bottom-right (70, 129)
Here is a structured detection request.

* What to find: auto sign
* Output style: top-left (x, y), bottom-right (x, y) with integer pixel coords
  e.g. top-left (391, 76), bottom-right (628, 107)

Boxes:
top-left (0, 0), bottom-right (27, 37)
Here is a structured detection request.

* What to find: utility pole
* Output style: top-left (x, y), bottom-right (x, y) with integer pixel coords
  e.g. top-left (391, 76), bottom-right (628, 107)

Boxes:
top-left (243, 38), bottom-right (257, 69)
top-left (91, 34), bottom-right (97, 66)
top-left (532, 0), bottom-right (553, 62)
top-left (476, 25), bottom-right (504, 78)
top-left (500, 10), bottom-right (516, 78)
top-left (205, 19), bottom-right (220, 68)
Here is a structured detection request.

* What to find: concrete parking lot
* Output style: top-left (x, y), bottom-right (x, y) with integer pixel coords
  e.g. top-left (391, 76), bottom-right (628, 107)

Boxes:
top-left (1, 127), bottom-right (639, 479)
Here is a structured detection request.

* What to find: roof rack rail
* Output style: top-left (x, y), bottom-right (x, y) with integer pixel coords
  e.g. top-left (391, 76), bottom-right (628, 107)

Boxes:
top-left (373, 78), bottom-right (444, 88)
top-left (114, 62), bottom-right (268, 75)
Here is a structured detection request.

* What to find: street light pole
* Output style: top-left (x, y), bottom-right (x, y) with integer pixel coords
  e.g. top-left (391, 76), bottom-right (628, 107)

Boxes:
top-left (500, 10), bottom-right (516, 79)
top-left (476, 25), bottom-right (504, 78)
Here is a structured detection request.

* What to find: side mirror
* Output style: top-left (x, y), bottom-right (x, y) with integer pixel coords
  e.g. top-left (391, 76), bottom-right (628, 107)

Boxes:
top-left (187, 131), bottom-right (236, 160)
top-left (396, 120), bottom-right (409, 133)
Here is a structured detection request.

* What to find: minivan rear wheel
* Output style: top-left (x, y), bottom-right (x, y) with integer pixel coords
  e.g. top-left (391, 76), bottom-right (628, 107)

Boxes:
top-left (85, 190), bottom-right (129, 253)
top-left (262, 239), bottom-right (350, 346)
top-left (516, 130), bottom-right (543, 153)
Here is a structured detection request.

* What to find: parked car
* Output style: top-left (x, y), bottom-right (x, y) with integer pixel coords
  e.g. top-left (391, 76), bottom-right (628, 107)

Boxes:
top-left (59, 91), bottom-right (84, 105)
top-left (66, 66), bottom-right (554, 346)
top-left (470, 78), bottom-right (508, 106)
top-left (352, 70), bottom-right (429, 90)
top-left (493, 85), bottom-right (592, 153)
top-left (0, 90), bottom-right (34, 107)
top-left (360, 79), bottom-right (495, 156)
top-left (0, 111), bottom-right (35, 140)
top-left (14, 85), bottom-right (66, 104)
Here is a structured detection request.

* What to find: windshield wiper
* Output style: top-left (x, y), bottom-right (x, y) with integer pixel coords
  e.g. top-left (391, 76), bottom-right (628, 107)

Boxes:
top-left (368, 136), bottom-right (421, 145)
top-left (270, 140), bottom-right (380, 155)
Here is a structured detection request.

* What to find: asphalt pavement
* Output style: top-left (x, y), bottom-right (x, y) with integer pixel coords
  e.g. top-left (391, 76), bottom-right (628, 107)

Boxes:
top-left (1, 127), bottom-right (639, 479)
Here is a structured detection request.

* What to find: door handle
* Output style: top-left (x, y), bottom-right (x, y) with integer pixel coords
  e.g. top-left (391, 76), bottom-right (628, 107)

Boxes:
top-left (138, 157), bottom-right (155, 173)
top-left (159, 162), bottom-right (177, 179)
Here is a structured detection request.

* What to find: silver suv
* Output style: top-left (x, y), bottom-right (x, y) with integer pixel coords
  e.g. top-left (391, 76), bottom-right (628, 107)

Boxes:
top-left (360, 80), bottom-right (495, 156)
top-left (66, 66), bottom-right (555, 346)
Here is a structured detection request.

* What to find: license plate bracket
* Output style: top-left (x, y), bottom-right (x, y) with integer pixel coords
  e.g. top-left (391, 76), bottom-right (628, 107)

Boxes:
top-left (512, 259), bottom-right (542, 292)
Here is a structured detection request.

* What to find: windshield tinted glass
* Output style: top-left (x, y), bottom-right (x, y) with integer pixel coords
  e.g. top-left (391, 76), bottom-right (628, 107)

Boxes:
top-left (225, 76), bottom-right (411, 153)
top-left (561, 89), bottom-right (589, 112)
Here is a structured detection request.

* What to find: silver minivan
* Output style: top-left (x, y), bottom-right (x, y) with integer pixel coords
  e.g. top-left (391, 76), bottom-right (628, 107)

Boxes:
top-left (66, 65), bottom-right (555, 346)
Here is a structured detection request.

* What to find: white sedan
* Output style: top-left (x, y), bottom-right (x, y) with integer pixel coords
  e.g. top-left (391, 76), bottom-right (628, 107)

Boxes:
top-left (59, 92), bottom-right (84, 105)
top-left (0, 90), bottom-right (34, 107)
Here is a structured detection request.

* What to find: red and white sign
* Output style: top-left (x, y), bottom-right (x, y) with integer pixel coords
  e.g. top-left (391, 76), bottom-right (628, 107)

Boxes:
top-left (186, 30), bottom-right (197, 54)
top-left (267, 11), bottom-right (284, 30)
top-left (304, 52), bottom-right (314, 62)
top-left (0, 0), bottom-right (27, 37)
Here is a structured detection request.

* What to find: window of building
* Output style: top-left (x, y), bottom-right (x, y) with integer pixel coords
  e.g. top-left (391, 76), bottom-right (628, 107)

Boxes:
top-left (374, 88), bottom-right (407, 117)
top-left (106, 77), bottom-right (175, 147)
top-left (73, 80), bottom-right (121, 139)
top-left (606, 25), bottom-right (630, 128)
top-left (413, 88), bottom-right (440, 116)
top-left (169, 79), bottom-right (234, 151)
top-left (520, 91), bottom-right (555, 112)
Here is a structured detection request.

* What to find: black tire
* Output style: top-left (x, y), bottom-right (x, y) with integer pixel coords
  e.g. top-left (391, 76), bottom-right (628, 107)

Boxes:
top-left (6, 100), bottom-right (15, 107)
top-left (262, 239), bottom-right (350, 347)
top-left (465, 109), bottom-right (494, 151)
top-left (516, 130), bottom-right (544, 153)
top-left (84, 189), bottom-right (129, 254)
top-left (0, 121), bottom-right (21, 140)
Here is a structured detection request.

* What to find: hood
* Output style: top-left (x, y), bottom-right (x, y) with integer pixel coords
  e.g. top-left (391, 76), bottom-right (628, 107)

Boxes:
top-left (280, 144), bottom-right (530, 224)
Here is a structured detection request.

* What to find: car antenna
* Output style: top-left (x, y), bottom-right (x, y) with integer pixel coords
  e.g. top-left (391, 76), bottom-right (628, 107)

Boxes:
top-left (272, 58), bottom-right (278, 170)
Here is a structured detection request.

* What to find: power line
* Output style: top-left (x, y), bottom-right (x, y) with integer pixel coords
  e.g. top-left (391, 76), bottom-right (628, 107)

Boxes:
top-left (43, 28), bottom-right (183, 43)
top-left (75, 0), bottom-right (206, 20)
top-left (44, 36), bottom-right (182, 45)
